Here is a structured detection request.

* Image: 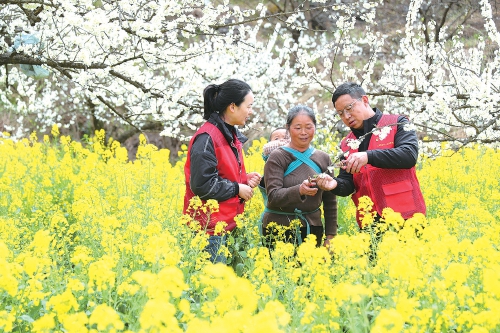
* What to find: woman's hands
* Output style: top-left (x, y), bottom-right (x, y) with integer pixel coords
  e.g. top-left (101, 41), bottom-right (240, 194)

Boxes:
top-left (238, 172), bottom-right (262, 202)
top-left (323, 235), bottom-right (334, 253)
top-left (238, 184), bottom-right (254, 201)
top-left (246, 172), bottom-right (262, 188)
top-left (299, 178), bottom-right (318, 196)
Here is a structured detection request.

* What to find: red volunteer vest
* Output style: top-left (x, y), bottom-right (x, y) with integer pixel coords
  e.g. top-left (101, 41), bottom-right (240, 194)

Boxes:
top-left (184, 122), bottom-right (247, 235)
top-left (340, 114), bottom-right (426, 229)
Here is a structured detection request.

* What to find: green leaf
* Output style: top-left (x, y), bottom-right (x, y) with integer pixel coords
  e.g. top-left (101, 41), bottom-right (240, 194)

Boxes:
top-left (19, 315), bottom-right (34, 323)
top-left (235, 263), bottom-right (245, 277)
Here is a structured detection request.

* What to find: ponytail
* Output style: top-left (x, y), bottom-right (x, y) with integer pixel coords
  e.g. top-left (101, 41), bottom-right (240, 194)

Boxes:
top-left (202, 79), bottom-right (252, 120)
top-left (203, 84), bottom-right (219, 120)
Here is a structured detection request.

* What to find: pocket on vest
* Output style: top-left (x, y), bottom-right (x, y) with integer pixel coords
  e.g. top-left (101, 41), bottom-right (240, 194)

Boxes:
top-left (381, 180), bottom-right (416, 212)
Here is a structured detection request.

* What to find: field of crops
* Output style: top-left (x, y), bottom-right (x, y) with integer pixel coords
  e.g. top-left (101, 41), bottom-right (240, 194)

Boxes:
top-left (0, 128), bottom-right (499, 332)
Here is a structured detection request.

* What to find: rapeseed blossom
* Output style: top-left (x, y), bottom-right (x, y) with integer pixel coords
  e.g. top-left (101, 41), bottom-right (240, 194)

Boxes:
top-left (88, 304), bottom-right (124, 331)
top-left (371, 308), bottom-right (404, 333)
top-left (46, 290), bottom-right (79, 316)
top-left (0, 133), bottom-right (499, 332)
top-left (0, 310), bottom-right (16, 332)
top-left (32, 313), bottom-right (56, 333)
top-left (60, 312), bottom-right (89, 333)
top-left (88, 256), bottom-right (116, 291)
top-left (139, 299), bottom-right (181, 332)
top-left (0, 242), bottom-right (19, 297)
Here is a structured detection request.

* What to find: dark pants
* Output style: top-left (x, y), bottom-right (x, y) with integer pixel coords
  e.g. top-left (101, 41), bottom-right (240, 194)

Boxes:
top-left (360, 215), bottom-right (383, 263)
top-left (263, 224), bottom-right (324, 249)
top-left (361, 215), bottom-right (425, 263)
top-left (204, 235), bottom-right (227, 264)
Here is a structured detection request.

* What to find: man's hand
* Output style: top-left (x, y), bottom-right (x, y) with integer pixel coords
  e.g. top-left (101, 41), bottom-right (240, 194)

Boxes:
top-left (315, 174), bottom-right (337, 191)
top-left (344, 152), bottom-right (368, 174)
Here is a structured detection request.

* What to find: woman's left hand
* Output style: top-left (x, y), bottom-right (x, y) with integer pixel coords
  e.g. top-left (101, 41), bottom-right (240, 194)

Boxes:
top-left (323, 237), bottom-right (334, 253)
top-left (247, 172), bottom-right (262, 188)
top-left (299, 179), bottom-right (318, 196)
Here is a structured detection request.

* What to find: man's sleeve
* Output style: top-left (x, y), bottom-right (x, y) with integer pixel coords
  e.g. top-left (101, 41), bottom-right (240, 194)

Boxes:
top-left (366, 115), bottom-right (419, 169)
top-left (331, 168), bottom-right (355, 196)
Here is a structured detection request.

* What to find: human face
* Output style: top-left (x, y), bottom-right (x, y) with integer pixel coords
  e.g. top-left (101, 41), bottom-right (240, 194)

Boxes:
top-left (227, 91), bottom-right (254, 126)
top-left (337, 98), bottom-right (361, 118)
top-left (270, 128), bottom-right (287, 141)
top-left (334, 94), bottom-right (370, 129)
top-left (287, 113), bottom-right (315, 151)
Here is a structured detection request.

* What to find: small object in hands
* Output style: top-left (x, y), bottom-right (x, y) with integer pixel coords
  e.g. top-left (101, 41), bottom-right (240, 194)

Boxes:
top-left (327, 161), bottom-right (346, 173)
top-left (308, 174), bottom-right (318, 182)
top-left (308, 174), bottom-right (319, 182)
top-left (333, 160), bottom-right (346, 168)
top-left (308, 174), bottom-right (319, 188)
top-left (309, 173), bottom-right (329, 182)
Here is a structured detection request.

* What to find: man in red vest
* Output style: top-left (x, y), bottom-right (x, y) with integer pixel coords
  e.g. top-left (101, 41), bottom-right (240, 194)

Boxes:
top-left (315, 82), bottom-right (426, 237)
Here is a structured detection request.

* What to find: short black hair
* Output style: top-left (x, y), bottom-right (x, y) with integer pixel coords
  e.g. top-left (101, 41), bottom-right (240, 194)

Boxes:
top-left (331, 82), bottom-right (366, 106)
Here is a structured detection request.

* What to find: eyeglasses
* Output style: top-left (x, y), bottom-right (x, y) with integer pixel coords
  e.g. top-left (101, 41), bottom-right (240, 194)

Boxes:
top-left (336, 98), bottom-right (361, 118)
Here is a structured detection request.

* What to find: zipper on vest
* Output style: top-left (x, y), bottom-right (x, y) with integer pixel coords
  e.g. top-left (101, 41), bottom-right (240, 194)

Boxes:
top-left (230, 141), bottom-right (242, 169)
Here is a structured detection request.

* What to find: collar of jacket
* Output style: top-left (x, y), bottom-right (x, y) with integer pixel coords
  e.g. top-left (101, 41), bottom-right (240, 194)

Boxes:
top-left (351, 108), bottom-right (383, 151)
top-left (207, 112), bottom-right (248, 145)
top-left (352, 108), bottom-right (383, 137)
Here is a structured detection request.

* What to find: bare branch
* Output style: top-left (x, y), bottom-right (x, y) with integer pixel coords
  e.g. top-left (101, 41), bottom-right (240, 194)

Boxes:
top-left (0, 0), bottom-right (54, 5)
top-left (413, 121), bottom-right (462, 141)
top-left (114, 121), bottom-right (164, 143)
top-left (16, 3), bottom-right (43, 26)
top-left (108, 69), bottom-right (162, 98)
top-left (0, 53), bottom-right (108, 69)
top-left (95, 95), bottom-right (141, 133)
top-left (370, 89), bottom-right (470, 100)
top-left (435, 3), bottom-right (452, 43)
top-left (208, 4), bottom-right (334, 30)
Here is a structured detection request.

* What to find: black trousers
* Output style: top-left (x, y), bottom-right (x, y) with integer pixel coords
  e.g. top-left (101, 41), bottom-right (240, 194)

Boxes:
top-left (263, 224), bottom-right (324, 249)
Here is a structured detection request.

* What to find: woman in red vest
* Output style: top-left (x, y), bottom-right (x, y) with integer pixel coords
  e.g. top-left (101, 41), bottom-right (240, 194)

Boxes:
top-left (183, 79), bottom-right (261, 263)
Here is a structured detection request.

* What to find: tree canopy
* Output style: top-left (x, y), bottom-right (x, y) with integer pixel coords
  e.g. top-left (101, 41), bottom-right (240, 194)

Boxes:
top-left (1, 0), bottom-right (499, 156)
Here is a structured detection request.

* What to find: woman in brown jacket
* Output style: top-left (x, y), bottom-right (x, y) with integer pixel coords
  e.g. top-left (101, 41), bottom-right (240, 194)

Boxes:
top-left (262, 105), bottom-right (337, 248)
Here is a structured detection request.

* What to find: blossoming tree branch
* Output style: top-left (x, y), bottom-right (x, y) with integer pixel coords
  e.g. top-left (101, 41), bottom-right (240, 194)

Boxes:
top-left (0, 0), bottom-right (499, 156)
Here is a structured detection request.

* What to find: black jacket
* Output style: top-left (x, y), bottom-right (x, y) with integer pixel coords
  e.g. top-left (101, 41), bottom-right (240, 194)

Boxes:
top-left (188, 112), bottom-right (248, 201)
top-left (332, 108), bottom-right (419, 196)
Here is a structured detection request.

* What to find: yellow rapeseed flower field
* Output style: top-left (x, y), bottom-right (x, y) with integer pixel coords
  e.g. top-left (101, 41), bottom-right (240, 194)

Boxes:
top-left (0, 130), bottom-right (499, 332)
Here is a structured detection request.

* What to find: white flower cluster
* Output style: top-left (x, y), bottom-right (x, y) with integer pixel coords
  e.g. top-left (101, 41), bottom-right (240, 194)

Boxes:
top-left (372, 125), bottom-right (392, 140)
top-left (346, 138), bottom-right (361, 150)
top-left (0, 0), bottom-right (498, 155)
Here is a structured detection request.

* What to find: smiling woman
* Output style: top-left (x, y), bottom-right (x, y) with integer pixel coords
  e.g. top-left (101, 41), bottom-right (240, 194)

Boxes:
top-left (262, 105), bottom-right (338, 250)
top-left (183, 79), bottom-right (262, 264)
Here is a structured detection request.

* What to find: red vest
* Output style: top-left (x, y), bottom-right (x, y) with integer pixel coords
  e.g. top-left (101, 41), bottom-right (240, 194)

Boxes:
top-left (340, 114), bottom-right (426, 229)
top-left (184, 122), bottom-right (247, 234)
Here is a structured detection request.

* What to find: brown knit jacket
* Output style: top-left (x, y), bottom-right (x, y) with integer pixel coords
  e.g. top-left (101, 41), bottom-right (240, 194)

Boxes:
top-left (262, 147), bottom-right (338, 236)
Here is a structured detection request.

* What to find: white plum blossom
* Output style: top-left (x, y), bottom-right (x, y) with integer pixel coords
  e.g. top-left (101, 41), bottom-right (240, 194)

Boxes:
top-left (0, 0), bottom-right (498, 154)
top-left (346, 138), bottom-right (361, 150)
top-left (403, 123), bottom-right (416, 132)
top-left (372, 125), bottom-right (392, 140)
